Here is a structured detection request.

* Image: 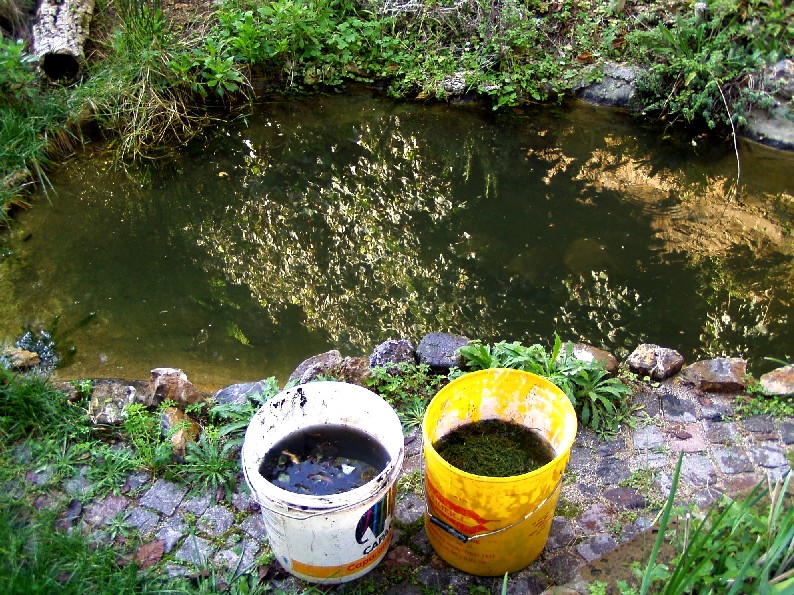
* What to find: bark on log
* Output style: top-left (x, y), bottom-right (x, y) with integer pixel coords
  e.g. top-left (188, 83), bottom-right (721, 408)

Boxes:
top-left (32, 0), bottom-right (96, 83)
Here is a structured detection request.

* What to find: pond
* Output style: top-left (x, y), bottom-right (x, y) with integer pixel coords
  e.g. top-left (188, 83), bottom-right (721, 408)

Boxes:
top-left (1, 92), bottom-right (792, 388)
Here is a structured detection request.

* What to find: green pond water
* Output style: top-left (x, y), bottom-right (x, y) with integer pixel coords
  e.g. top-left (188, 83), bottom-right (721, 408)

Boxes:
top-left (1, 92), bottom-right (792, 388)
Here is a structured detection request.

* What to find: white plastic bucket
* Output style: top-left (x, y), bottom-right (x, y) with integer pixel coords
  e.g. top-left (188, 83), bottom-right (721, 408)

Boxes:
top-left (241, 381), bottom-right (405, 584)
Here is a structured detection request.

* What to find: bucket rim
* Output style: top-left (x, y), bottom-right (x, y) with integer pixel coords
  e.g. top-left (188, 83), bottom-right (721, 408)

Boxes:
top-left (242, 381), bottom-right (406, 512)
top-left (421, 368), bottom-right (577, 483)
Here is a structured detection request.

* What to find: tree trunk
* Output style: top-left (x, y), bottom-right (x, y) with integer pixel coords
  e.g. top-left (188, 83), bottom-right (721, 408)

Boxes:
top-left (32, 0), bottom-right (96, 83)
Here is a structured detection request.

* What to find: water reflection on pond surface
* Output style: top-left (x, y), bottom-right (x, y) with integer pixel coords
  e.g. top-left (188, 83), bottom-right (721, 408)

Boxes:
top-left (1, 93), bottom-right (792, 388)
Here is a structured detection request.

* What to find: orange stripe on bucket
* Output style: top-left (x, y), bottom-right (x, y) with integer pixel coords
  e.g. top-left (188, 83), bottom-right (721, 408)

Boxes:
top-left (290, 534), bottom-right (391, 580)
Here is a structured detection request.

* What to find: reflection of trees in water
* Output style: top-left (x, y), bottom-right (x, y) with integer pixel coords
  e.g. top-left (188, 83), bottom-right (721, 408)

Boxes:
top-left (191, 109), bottom-right (500, 350)
top-left (186, 99), bottom-right (793, 357)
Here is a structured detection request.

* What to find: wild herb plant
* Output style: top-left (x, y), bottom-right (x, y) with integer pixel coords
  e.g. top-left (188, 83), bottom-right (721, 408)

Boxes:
top-left (123, 402), bottom-right (172, 474)
top-left (458, 336), bottom-right (635, 437)
top-left (367, 362), bottom-right (447, 432)
top-left (181, 426), bottom-right (240, 501)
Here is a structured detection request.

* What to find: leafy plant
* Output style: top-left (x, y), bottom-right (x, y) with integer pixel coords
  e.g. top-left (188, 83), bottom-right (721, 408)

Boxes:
top-left (123, 403), bottom-right (172, 473)
top-left (367, 362), bottom-right (446, 432)
top-left (0, 368), bottom-right (90, 443)
top-left (458, 336), bottom-right (635, 437)
top-left (181, 427), bottom-right (239, 500)
top-left (627, 454), bottom-right (794, 594)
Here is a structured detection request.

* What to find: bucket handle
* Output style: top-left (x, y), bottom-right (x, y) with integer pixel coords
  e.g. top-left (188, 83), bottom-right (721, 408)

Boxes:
top-left (424, 475), bottom-right (563, 543)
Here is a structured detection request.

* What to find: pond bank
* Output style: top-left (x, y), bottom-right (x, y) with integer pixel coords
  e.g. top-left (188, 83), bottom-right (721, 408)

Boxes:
top-left (6, 333), bottom-right (793, 592)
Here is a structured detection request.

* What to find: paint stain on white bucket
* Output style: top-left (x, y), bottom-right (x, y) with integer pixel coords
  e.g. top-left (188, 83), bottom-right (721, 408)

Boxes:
top-left (241, 381), bottom-right (405, 584)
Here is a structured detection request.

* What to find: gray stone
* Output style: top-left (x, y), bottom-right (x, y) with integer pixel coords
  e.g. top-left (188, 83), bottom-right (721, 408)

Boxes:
top-left (596, 457), bottom-right (632, 485)
top-left (156, 516), bottom-right (189, 553)
top-left (416, 332), bottom-right (470, 370)
top-left (88, 380), bottom-right (137, 425)
top-left (759, 365), bottom-right (794, 396)
top-left (123, 470), bottom-right (152, 494)
top-left (287, 349), bottom-right (342, 384)
top-left (84, 493), bottom-right (130, 526)
top-left (597, 438), bottom-right (625, 456)
top-left (603, 487), bottom-right (648, 509)
top-left (678, 454), bottom-right (716, 487)
top-left (576, 533), bottom-right (619, 562)
top-left (241, 514), bottom-right (268, 541)
top-left (213, 379), bottom-right (277, 406)
top-left (713, 447), bottom-right (755, 475)
top-left (544, 550), bottom-right (585, 585)
top-left (213, 537), bottom-right (260, 573)
top-left (198, 505), bottom-right (235, 536)
top-left (442, 73), bottom-right (467, 96)
top-left (395, 492), bottom-right (424, 526)
top-left (181, 491), bottom-right (213, 516)
top-left (704, 420), bottom-right (740, 445)
top-left (765, 59), bottom-right (794, 99)
top-left (627, 344), bottom-right (685, 381)
top-left (781, 421), bottom-right (794, 445)
top-left (579, 62), bottom-right (640, 108)
top-left (680, 358), bottom-right (747, 392)
top-left (64, 466), bottom-right (93, 497)
top-left (578, 503), bottom-right (612, 533)
top-left (743, 103), bottom-right (794, 152)
top-left (174, 535), bottom-right (216, 566)
top-left (232, 488), bottom-right (259, 514)
top-left (632, 425), bottom-right (665, 450)
top-left (140, 478), bottom-right (188, 516)
top-left (742, 414), bottom-right (778, 435)
top-left (369, 339), bottom-right (417, 372)
top-left (125, 506), bottom-right (160, 536)
top-left (661, 392), bottom-right (697, 423)
top-left (749, 444), bottom-right (788, 468)
top-left (546, 517), bottom-right (576, 550)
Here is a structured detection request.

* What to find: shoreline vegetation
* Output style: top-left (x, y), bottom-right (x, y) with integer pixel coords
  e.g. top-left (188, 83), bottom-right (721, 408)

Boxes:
top-left (1, 0), bottom-right (793, 222)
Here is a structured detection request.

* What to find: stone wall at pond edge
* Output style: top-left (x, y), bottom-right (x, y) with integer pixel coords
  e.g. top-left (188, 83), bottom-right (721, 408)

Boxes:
top-left (4, 332), bottom-right (794, 593)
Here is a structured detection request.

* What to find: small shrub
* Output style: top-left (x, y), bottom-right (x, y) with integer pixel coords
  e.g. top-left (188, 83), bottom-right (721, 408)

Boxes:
top-left (458, 336), bottom-right (636, 437)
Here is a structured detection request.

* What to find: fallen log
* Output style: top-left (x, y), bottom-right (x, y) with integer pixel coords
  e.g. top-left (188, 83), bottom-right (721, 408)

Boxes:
top-left (32, 0), bottom-right (96, 83)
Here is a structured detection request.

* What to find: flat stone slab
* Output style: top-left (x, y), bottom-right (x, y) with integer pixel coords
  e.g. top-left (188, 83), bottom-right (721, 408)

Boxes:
top-left (704, 420), bottom-right (740, 444)
top-left (661, 393), bottom-right (697, 422)
top-left (240, 514), bottom-right (268, 541)
top-left (198, 505), bottom-right (235, 537)
top-left (713, 447), bottom-right (755, 475)
top-left (632, 425), bottom-right (665, 450)
top-left (140, 478), bottom-right (188, 516)
top-left (668, 423), bottom-right (707, 453)
top-left (125, 506), bottom-right (160, 536)
top-left (174, 535), bottom-right (216, 565)
top-left (156, 516), bottom-right (189, 553)
top-left (748, 444), bottom-right (789, 468)
top-left (576, 533), bottom-right (619, 563)
top-left (84, 494), bottom-right (130, 526)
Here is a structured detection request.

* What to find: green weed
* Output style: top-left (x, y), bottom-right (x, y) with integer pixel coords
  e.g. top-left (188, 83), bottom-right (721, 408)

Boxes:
top-left (458, 336), bottom-right (636, 437)
top-left (367, 362), bottom-right (446, 432)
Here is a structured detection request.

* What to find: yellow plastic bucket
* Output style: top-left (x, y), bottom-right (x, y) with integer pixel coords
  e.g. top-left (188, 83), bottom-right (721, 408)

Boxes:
top-left (422, 368), bottom-right (577, 576)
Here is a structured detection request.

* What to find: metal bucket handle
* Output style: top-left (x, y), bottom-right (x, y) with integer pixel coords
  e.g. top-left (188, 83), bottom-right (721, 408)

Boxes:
top-left (420, 432), bottom-right (564, 543)
top-left (424, 474), bottom-right (563, 543)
